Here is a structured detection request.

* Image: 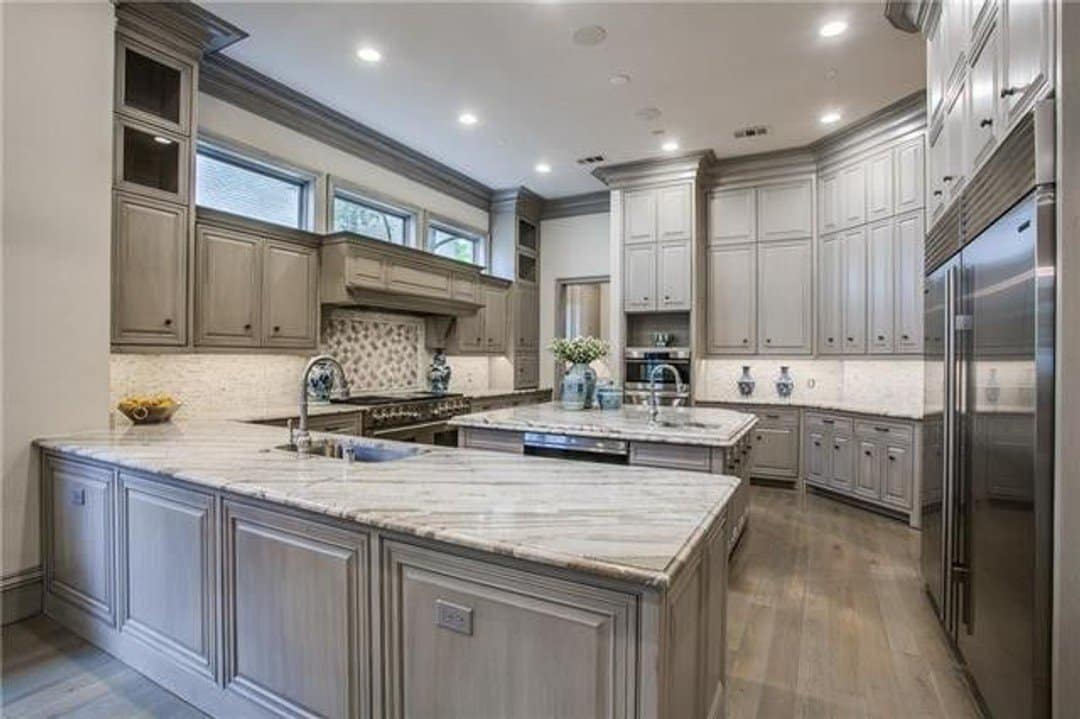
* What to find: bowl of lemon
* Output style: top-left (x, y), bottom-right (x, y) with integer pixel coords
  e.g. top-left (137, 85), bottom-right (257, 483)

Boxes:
top-left (117, 394), bottom-right (181, 425)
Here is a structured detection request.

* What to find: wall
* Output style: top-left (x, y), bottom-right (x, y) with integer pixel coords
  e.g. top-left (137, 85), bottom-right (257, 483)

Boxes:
top-left (2, 3), bottom-right (114, 585)
top-left (198, 93), bottom-right (488, 234)
top-left (538, 213), bottom-right (611, 387)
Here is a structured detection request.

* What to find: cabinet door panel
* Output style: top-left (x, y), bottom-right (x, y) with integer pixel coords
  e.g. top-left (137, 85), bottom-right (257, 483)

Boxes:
top-left (455, 307), bottom-right (485, 352)
top-left (623, 244), bottom-right (656, 311)
top-left (1002, 0), bottom-right (1051, 124)
top-left (707, 244), bottom-right (756, 353)
top-left (758, 239), bottom-right (812, 354)
top-left (819, 173), bottom-right (841, 234)
top-left (928, 128), bottom-right (948, 223)
top-left (657, 184), bottom-right (692, 242)
top-left (894, 140), bottom-right (925, 214)
top-left (757, 181), bottom-right (812, 241)
top-left (488, 285), bottom-right (512, 352)
top-left (224, 502), bottom-right (370, 719)
top-left (842, 227), bottom-right (867, 353)
top-left (840, 163), bottom-right (867, 229)
top-left (44, 456), bottom-right (115, 624)
top-left (112, 192), bottom-right (187, 345)
top-left (624, 189), bottom-right (656, 244)
top-left (830, 435), bottom-right (855, 492)
top-left (895, 212), bottom-right (925, 353)
top-left (927, 11), bottom-right (946, 120)
top-left (119, 474), bottom-right (216, 679)
top-left (750, 426), bottom-right (799, 478)
top-left (195, 226), bottom-right (260, 347)
top-left (709, 188), bottom-right (755, 244)
top-left (658, 240), bottom-right (692, 310)
top-left (806, 431), bottom-right (829, 486)
top-left (262, 241), bottom-right (318, 348)
top-left (968, 24), bottom-right (999, 170)
top-left (883, 444), bottom-right (913, 509)
top-left (867, 151), bottom-right (894, 222)
top-left (868, 219), bottom-right (896, 353)
top-left (944, 83), bottom-right (967, 203)
top-left (855, 441), bottom-right (882, 500)
top-left (818, 233), bottom-right (844, 354)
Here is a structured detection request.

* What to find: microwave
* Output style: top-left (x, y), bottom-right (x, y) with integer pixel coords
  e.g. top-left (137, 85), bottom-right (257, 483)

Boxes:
top-left (623, 348), bottom-right (691, 398)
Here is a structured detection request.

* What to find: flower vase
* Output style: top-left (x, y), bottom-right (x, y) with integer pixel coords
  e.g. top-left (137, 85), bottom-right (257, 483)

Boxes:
top-left (561, 362), bottom-right (597, 410)
top-left (775, 365), bottom-right (795, 398)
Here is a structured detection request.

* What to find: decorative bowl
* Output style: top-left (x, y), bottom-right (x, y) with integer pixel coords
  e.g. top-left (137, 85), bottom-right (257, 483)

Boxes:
top-left (117, 396), bottom-right (182, 425)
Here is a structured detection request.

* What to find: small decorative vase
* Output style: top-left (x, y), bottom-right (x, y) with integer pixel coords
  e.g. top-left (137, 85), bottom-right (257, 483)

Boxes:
top-left (775, 366), bottom-right (795, 398)
top-left (562, 362), bottom-right (597, 410)
top-left (736, 366), bottom-right (755, 397)
top-left (427, 349), bottom-right (452, 394)
top-left (307, 362), bottom-right (335, 403)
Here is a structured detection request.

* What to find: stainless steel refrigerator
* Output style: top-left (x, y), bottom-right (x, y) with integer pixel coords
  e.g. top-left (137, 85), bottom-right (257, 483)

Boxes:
top-left (921, 188), bottom-right (1054, 718)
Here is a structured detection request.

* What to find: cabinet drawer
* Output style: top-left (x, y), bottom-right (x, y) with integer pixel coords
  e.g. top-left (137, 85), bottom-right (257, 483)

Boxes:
top-left (630, 442), bottom-right (711, 472)
top-left (754, 407), bottom-right (800, 427)
top-left (805, 412), bottom-right (853, 434)
top-left (388, 264), bottom-right (451, 298)
top-left (514, 353), bottom-right (539, 389)
top-left (461, 428), bottom-right (523, 453)
top-left (307, 413), bottom-right (361, 435)
top-left (854, 419), bottom-right (913, 444)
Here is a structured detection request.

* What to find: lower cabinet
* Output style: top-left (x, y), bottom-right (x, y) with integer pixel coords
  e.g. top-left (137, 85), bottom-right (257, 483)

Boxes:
top-left (222, 501), bottom-right (371, 719)
top-left (381, 541), bottom-right (637, 719)
top-left (748, 408), bottom-right (800, 481)
top-left (513, 352), bottom-right (539, 389)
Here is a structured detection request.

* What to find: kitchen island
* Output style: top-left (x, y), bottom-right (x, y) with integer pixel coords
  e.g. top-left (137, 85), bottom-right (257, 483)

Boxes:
top-left (35, 420), bottom-right (736, 719)
top-left (451, 402), bottom-right (758, 555)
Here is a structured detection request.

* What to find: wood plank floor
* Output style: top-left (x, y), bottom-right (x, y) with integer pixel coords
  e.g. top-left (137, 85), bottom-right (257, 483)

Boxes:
top-left (1, 486), bottom-right (980, 718)
top-left (726, 486), bottom-right (982, 718)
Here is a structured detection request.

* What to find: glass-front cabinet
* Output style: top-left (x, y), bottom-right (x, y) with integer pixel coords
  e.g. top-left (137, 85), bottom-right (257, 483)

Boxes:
top-left (115, 36), bottom-right (193, 135)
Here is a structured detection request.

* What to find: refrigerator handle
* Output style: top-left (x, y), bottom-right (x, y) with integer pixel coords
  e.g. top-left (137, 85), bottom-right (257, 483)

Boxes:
top-left (953, 264), bottom-right (975, 636)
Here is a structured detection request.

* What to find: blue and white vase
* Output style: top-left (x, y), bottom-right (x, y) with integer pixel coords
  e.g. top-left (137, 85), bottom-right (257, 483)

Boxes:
top-left (561, 362), bottom-right (597, 410)
top-left (307, 362), bottom-right (335, 403)
top-left (775, 366), bottom-right (795, 398)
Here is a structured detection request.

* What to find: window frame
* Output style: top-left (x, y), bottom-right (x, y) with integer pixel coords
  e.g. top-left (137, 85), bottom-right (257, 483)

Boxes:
top-left (194, 139), bottom-right (316, 230)
top-left (425, 215), bottom-right (489, 268)
top-left (329, 180), bottom-right (418, 247)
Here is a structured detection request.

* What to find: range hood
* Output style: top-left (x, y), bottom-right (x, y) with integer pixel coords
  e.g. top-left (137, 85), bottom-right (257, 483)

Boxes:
top-left (320, 232), bottom-right (485, 317)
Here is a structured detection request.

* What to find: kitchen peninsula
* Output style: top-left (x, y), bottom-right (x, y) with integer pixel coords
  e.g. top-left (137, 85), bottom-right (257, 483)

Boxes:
top-left (452, 402), bottom-right (757, 554)
top-left (35, 420), bottom-right (735, 719)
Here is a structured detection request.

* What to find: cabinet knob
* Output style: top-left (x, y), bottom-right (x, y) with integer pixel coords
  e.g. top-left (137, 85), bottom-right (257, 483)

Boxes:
top-left (827, 337), bottom-right (834, 344)
top-left (273, 326), bottom-right (281, 333)
top-left (244, 323), bottom-right (252, 331)
top-left (1000, 86), bottom-right (1021, 98)
top-left (901, 334), bottom-right (910, 340)
top-left (476, 336), bottom-right (482, 342)
top-left (765, 338), bottom-right (772, 344)
top-left (742, 338), bottom-right (749, 344)
top-left (847, 336), bottom-right (854, 342)
top-left (814, 441), bottom-right (821, 447)
top-left (980, 118), bottom-right (993, 128)
top-left (643, 296), bottom-right (649, 301)
top-left (835, 445), bottom-right (841, 450)
top-left (664, 295), bottom-right (670, 301)
top-left (163, 318), bottom-right (172, 326)
top-left (933, 190), bottom-right (943, 197)
top-left (756, 435), bottom-right (762, 442)
top-left (889, 455), bottom-right (896, 462)
top-left (865, 450), bottom-right (873, 457)
top-left (877, 335), bottom-right (885, 341)
top-left (943, 175), bottom-right (954, 183)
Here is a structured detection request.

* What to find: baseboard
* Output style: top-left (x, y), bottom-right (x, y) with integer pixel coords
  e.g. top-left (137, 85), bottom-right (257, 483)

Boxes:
top-left (2, 567), bottom-right (43, 625)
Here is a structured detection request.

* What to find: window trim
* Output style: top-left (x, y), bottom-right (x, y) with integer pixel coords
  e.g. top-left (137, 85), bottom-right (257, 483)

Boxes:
top-left (425, 213), bottom-right (489, 268)
top-left (328, 177), bottom-right (420, 248)
top-left (194, 137), bottom-right (317, 230)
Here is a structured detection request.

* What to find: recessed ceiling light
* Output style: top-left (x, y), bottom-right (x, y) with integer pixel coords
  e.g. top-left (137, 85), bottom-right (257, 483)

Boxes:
top-left (572, 25), bottom-right (607, 46)
top-left (356, 46), bottom-right (382, 63)
top-left (458, 111), bottom-right (479, 126)
top-left (661, 139), bottom-right (680, 152)
top-left (820, 111), bottom-right (842, 125)
top-left (609, 73), bottom-right (631, 86)
top-left (535, 162), bottom-right (552, 174)
top-left (153, 136), bottom-right (173, 145)
top-left (819, 21), bottom-right (848, 38)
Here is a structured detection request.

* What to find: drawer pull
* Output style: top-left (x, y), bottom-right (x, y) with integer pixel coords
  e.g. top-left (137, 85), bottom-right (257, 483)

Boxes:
top-left (834, 445), bottom-right (841, 450)
top-left (822, 418), bottom-right (834, 425)
top-left (764, 413), bottom-right (780, 419)
top-left (889, 455), bottom-right (896, 462)
top-left (874, 426), bottom-right (890, 433)
top-left (163, 318), bottom-right (172, 326)
top-left (877, 335), bottom-right (885, 341)
top-left (813, 441), bottom-right (821, 447)
top-left (755, 435), bottom-right (762, 442)
top-left (864, 450), bottom-right (873, 457)
top-left (980, 118), bottom-right (993, 128)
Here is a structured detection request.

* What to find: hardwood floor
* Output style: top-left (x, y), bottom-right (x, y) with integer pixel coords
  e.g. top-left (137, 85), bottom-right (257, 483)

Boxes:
top-left (1, 486), bottom-right (980, 718)
top-left (727, 486), bottom-right (982, 718)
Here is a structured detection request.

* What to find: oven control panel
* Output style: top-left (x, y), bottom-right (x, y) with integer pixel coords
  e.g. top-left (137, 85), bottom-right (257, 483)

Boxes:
top-left (365, 397), bottom-right (472, 430)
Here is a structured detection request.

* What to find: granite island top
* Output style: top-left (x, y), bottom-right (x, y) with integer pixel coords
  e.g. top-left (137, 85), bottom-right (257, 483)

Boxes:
top-left (35, 420), bottom-right (738, 589)
top-left (698, 395), bottom-right (924, 420)
top-left (450, 402), bottom-right (758, 448)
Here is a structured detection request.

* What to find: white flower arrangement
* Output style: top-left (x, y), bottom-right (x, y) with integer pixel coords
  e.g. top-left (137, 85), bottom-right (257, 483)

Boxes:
top-left (549, 336), bottom-right (609, 365)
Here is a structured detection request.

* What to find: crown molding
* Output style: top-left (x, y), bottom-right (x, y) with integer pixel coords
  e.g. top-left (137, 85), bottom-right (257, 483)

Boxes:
top-left (591, 149), bottom-right (715, 189)
top-left (811, 90), bottom-right (927, 169)
top-left (710, 147), bottom-right (818, 187)
top-left (200, 54), bottom-right (495, 211)
top-left (884, 0), bottom-right (923, 33)
top-left (115, 1), bottom-right (248, 58)
top-left (491, 186), bottom-right (544, 222)
top-left (540, 191), bottom-right (611, 220)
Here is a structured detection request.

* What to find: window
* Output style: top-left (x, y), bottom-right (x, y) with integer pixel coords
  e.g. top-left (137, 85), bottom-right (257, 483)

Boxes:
top-left (428, 222), bottom-right (485, 266)
top-left (332, 193), bottom-right (410, 245)
top-left (195, 146), bottom-right (309, 229)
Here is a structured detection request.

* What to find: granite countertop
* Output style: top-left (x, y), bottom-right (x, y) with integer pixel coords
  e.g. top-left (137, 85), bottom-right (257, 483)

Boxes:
top-left (450, 402), bottom-right (758, 448)
top-left (35, 421), bottom-right (738, 589)
top-left (467, 387), bottom-right (552, 399)
top-left (701, 395), bottom-right (924, 420)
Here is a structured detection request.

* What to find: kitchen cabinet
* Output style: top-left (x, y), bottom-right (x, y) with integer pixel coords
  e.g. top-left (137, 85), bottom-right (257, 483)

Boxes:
top-left (222, 501), bottom-right (371, 718)
top-left (112, 192), bottom-right (188, 346)
top-left (113, 117), bottom-right (190, 206)
top-left (819, 172), bottom-right (842, 234)
top-left (927, 8), bottom-right (947, 121)
top-left (830, 434), bottom-right (856, 493)
top-left (856, 441), bottom-right (882, 500)
top-left (706, 243), bottom-right (756, 354)
top-left (818, 232), bottom-right (843, 354)
top-left (868, 219), bottom-right (896, 353)
top-left (195, 225), bottom-right (261, 348)
top-left (262, 240), bottom-right (318, 348)
top-left (894, 139), bottom-right (925, 214)
top-left (117, 473), bottom-right (217, 680)
top-left (867, 150), bottom-right (894, 222)
top-left (708, 187), bottom-right (755, 244)
top-left (1001, 0), bottom-right (1052, 126)
top-left (839, 163), bottom-right (867, 229)
top-left (513, 353), bottom-right (540, 389)
top-left (658, 240), bottom-right (692, 310)
top-left (883, 444), bottom-right (914, 509)
top-left (657, 184), bottom-right (692, 242)
top-left (967, 22), bottom-right (999, 171)
top-left (748, 409), bottom-right (800, 481)
top-left (486, 283), bottom-right (510, 353)
top-left (757, 239), bottom-right (812, 354)
top-left (115, 35), bottom-right (194, 136)
top-left (806, 431), bottom-right (827, 485)
top-left (512, 284), bottom-right (537, 351)
top-left (623, 189), bottom-right (656, 244)
top-left (894, 211), bottom-right (925, 354)
top-left (757, 181), bottom-right (813, 241)
top-left (944, 79), bottom-right (968, 204)
top-left (454, 306), bottom-right (485, 353)
top-left (842, 227), bottom-right (868, 353)
top-left (623, 243), bottom-right (656, 312)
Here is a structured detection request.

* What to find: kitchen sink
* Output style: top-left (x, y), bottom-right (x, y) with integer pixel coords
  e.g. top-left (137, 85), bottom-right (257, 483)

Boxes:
top-left (275, 438), bottom-right (425, 462)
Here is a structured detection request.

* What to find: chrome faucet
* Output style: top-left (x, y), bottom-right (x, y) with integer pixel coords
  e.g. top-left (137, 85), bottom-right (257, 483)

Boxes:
top-left (648, 363), bottom-right (685, 424)
top-left (295, 355), bottom-right (349, 455)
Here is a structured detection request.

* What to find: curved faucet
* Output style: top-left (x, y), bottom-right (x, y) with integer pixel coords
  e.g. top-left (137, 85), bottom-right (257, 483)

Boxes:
top-left (648, 363), bottom-right (685, 424)
top-left (295, 355), bottom-right (349, 455)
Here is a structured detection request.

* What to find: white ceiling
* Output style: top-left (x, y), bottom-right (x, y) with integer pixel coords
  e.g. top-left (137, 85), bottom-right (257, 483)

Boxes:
top-left (202, 2), bottom-right (925, 198)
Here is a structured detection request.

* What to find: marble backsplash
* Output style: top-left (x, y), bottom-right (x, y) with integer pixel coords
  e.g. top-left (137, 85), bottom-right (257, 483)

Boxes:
top-left (111, 309), bottom-right (497, 421)
top-left (695, 357), bottom-right (925, 417)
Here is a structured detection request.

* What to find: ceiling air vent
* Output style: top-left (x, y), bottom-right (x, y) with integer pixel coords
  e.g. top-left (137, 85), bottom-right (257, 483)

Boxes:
top-left (734, 125), bottom-right (769, 139)
top-left (576, 154), bottom-right (606, 165)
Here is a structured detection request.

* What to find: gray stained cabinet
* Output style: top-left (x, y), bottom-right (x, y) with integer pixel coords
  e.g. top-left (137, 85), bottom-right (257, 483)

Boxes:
top-left (195, 223), bottom-right (318, 350)
top-left (757, 238), bottom-right (812, 354)
top-left (757, 181), bottom-right (813, 241)
top-left (511, 283), bottom-right (537, 351)
top-left (623, 243), bottom-right (656, 311)
top-left (868, 219), bottom-right (896, 353)
top-left (706, 242), bottom-right (756, 353)
top-left (748, 410), bottom-right (800, 481)
top-left (112, 191), bottom-right (188, 346)
top-left (622, 183), bottom-right (693, 312)
top-left (450, 279), bottom-right (509, 354)
top-left (708, 187), bottom-right (755, 245)
top-left (658, 240), bottom-right (692, 310)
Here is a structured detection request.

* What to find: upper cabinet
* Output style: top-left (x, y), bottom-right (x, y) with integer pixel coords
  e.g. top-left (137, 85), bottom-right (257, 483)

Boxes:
top-left (757, 239), bottom-right (812, 354)
top-left (115, 36), bottom-right (194, 136)
top-left (757, 182), bottom-right (813, 241)
top-left (708, 187), bottom-right (756, 245)
top-left (623, 190), bottom-right (657, 245)
top-left (894, 139), bottom-right (925, 215)
top-left (866, 150), bottom-right (894, 223)
top-left (1001, 0), bottom-right (1053, 126)
top-left (621, 182), bottom-right (694, 313)
top-left (262, 241), bottom-right (319, 349)
top-left (657, 185), bottom-right (692, 242)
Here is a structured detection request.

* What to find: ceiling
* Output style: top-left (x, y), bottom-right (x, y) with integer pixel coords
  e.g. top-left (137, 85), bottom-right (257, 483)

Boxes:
top-left (201, 2), bottom-right (925, 199)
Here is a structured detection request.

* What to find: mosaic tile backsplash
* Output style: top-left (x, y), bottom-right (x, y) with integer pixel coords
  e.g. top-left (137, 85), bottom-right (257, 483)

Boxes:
top-left (321, 308), bottom-right (424, 392)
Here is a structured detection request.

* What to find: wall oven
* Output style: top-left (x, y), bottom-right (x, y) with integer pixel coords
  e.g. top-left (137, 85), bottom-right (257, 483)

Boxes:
top-left (623, 347), bottom-right (691, 407)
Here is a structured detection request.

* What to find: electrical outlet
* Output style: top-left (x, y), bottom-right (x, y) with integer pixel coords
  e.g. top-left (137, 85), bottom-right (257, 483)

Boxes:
top-left (807, 378), bottom-right (816, 389)
top-left (435, 599), bottom-right (473, 635)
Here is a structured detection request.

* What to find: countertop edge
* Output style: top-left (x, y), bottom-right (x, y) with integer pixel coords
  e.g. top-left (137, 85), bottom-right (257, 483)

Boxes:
top-left (449, 414), bottom-right (759, 448)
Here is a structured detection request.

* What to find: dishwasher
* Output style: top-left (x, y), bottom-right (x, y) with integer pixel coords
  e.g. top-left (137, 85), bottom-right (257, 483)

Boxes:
top-left (522, 432), bottom-right (630, 465)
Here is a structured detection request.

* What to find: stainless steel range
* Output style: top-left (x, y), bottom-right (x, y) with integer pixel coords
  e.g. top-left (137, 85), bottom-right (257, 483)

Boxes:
top-left (333, 392), bottom-right (471, 446)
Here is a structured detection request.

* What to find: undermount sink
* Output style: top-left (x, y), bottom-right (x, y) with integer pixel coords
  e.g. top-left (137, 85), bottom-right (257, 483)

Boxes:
top-left (275, 438), bottom-right (424, 462)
